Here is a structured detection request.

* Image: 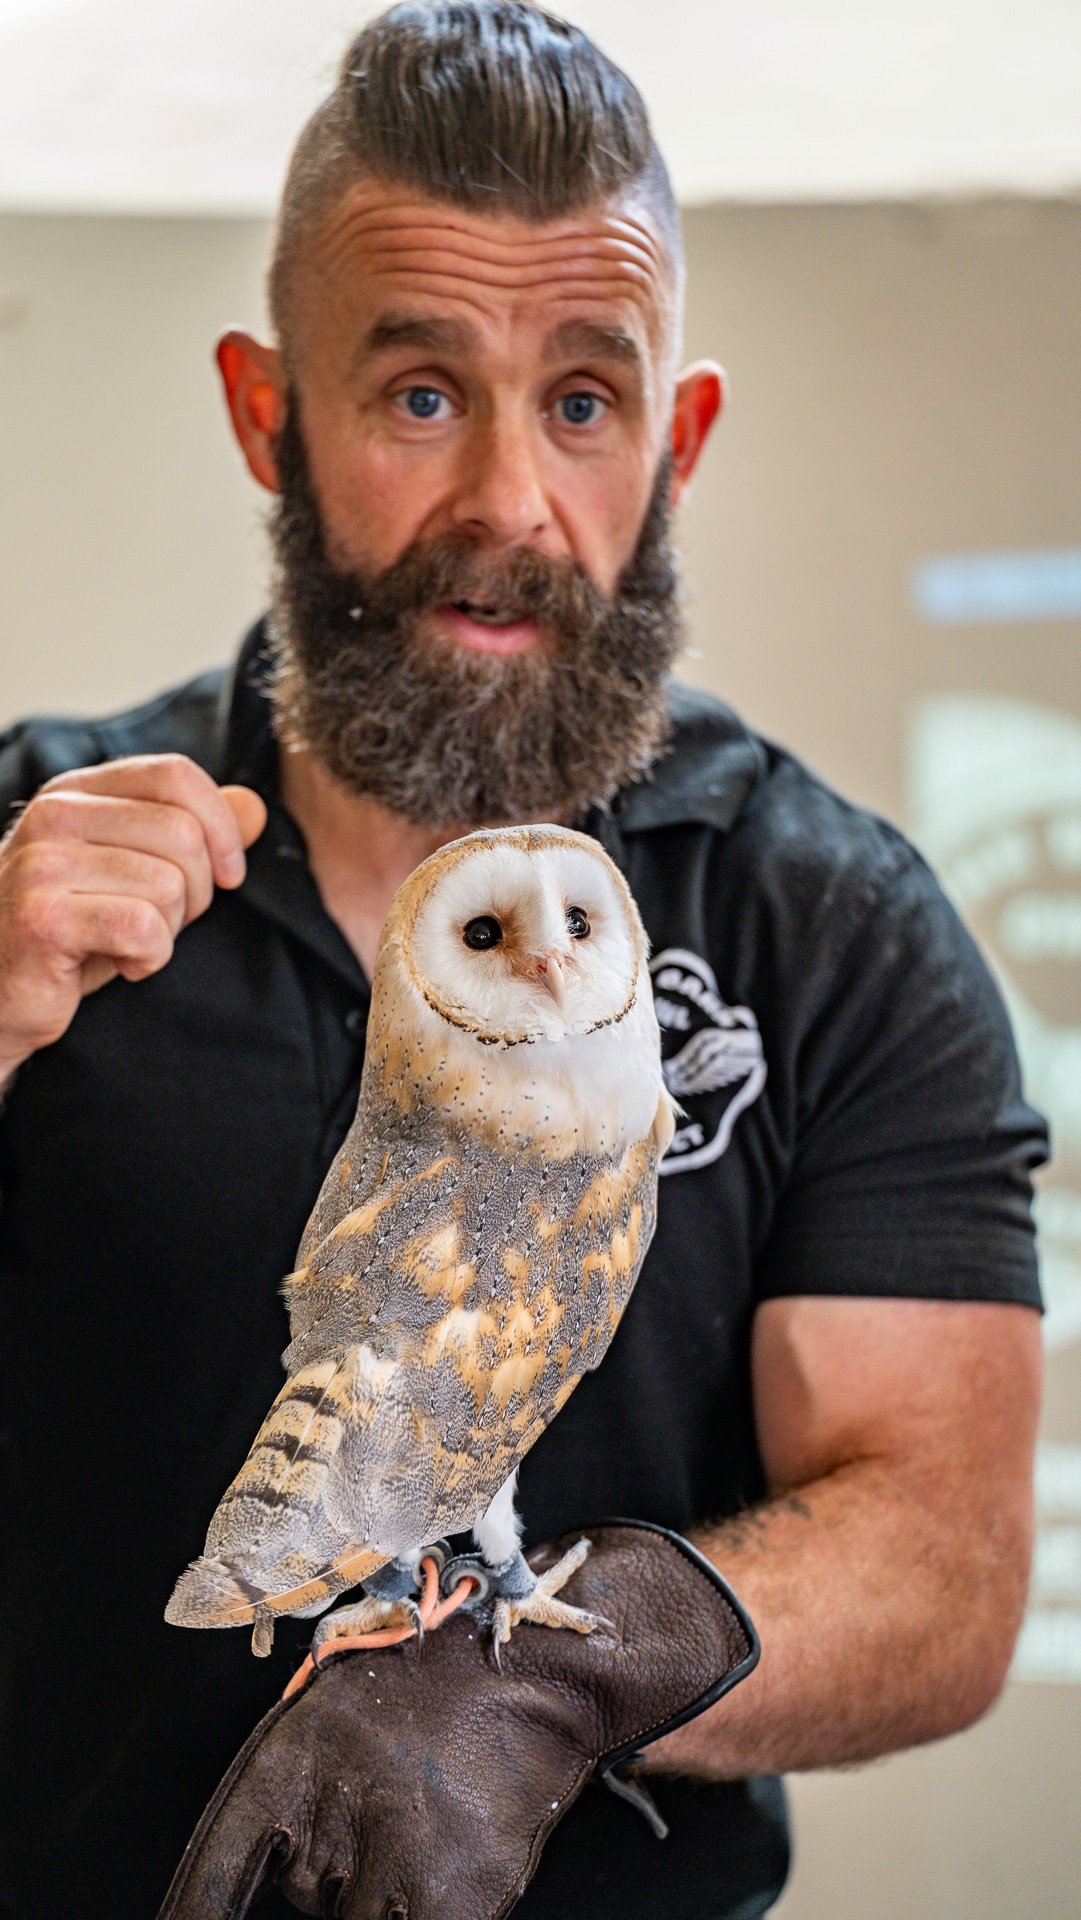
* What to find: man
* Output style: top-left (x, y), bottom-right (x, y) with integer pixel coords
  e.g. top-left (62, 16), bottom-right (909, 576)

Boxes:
top-left (0, 4), bottom-right (1046, 1917)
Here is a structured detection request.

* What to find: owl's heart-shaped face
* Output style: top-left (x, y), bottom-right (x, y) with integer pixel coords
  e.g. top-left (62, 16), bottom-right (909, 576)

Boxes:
top-left (405, 830), bottom-right (643, 1045)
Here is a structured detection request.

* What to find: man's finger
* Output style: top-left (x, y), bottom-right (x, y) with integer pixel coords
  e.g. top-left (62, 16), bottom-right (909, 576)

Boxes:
top-left (80, 953), bottom-right (118, 996)
top-left (15, 792), bottom-right (216, 923)
top-left (40, 756), bottom-right (250, 889)
top-left (11, 887), bottom-right (176, 986)
top-left (61, 894), bottom-right (177, 982)
top-left (40, 843), bottom-right (191, 938)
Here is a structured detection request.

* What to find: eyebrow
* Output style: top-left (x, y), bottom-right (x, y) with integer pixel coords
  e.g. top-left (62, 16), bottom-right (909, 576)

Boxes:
top-left (361, 312), bottom-right (476, 358)
top-left (542, 319), bottom-right (644, 370)
top-left (357, 310), bottom-right (644, 373)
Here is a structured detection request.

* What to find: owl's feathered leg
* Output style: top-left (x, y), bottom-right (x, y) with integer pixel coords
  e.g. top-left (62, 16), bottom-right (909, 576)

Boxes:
top-left (474, 1475), bottom-right (613, 1659)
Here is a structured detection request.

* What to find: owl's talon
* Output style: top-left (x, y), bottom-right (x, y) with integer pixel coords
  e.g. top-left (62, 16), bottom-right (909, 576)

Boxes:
top-left (491, 1590), bottom-right (611, 1654)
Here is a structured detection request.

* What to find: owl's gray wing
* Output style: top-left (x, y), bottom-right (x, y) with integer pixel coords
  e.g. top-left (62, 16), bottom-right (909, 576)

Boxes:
top-left (281, 1095), bottom-right (467, 1361)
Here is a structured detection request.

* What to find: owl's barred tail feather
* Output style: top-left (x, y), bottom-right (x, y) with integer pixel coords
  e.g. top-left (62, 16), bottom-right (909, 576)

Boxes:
top-left (164, 1554), bottom-right (262, 1629)
top-left (164, 1541), bottom-right (389, 1632)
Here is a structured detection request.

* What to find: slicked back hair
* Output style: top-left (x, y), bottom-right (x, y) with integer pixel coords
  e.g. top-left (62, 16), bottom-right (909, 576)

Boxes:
top-left (268, 0), bottom-right (683, 360)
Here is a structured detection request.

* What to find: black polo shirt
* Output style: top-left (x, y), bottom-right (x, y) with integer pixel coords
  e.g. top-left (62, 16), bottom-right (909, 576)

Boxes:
top-left (0, 623), bottom-right (1045, 1920)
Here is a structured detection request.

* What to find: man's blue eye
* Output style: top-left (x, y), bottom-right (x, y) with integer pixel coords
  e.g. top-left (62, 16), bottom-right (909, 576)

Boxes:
top-left (559, 392), bottom-right (602, 426)
top-left (403, 388), bottom-right (443, 419)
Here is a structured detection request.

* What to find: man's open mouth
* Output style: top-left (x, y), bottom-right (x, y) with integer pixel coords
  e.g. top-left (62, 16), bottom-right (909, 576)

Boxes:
top-left (433, 601), bottom-right (542, 656)
top-left (450, 599), bottom-right (523, 627)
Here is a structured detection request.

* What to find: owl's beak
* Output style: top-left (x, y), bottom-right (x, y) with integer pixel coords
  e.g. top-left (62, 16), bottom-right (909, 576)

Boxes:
top-left (532, 953), bottom-right (566, 1010)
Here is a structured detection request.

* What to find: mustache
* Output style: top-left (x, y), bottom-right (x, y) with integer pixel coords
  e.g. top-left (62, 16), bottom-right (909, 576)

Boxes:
top-left (330, 533), bottom-right (611, 637)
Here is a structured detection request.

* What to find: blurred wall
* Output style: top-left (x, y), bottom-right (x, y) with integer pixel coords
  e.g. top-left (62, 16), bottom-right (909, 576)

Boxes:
top-left (0, 215), bottom-right (271, 715)
top-left (2, 199), bottom-right (1079, 1917)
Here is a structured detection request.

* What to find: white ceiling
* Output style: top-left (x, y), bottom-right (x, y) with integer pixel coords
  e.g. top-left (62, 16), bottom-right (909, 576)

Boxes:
top-left (1, 0), bottom-right (1080, 214)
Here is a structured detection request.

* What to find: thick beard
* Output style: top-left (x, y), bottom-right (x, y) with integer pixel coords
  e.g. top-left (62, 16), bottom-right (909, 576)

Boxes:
top-left (266, 401), bottom-right (684, 828)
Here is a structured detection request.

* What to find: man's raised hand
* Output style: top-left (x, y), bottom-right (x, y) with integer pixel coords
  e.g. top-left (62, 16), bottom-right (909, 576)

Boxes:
top-left (0, 754), bottom-right (267, 1082)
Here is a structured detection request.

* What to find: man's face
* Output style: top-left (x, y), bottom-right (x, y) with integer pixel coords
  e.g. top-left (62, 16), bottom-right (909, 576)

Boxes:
top-left (221, 179), bottom-right (721, 825)
top-left (285, 181), bottom-right (680, 616)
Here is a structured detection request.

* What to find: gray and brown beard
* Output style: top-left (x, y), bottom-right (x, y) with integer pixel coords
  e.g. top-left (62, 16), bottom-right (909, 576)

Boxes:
top-left (266, 399), bottom-right (684, 828)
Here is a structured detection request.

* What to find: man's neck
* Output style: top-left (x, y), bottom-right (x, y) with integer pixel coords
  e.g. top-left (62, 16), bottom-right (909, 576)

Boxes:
top-left (277, 746), bottom-right (486, 980)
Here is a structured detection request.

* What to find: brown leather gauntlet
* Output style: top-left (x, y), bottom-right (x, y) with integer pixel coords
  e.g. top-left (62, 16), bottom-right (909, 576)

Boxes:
top-left (156, 1520), bottom-right (758, 1920)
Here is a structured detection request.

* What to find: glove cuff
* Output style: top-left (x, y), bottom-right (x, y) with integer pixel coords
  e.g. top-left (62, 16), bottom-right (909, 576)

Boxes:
top-left (587, 1516), bottom-right (759, 1778)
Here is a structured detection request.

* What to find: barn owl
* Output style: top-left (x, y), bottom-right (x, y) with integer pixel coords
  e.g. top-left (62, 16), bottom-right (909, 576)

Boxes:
top-left (166, 824), bottom-right (675, 1656)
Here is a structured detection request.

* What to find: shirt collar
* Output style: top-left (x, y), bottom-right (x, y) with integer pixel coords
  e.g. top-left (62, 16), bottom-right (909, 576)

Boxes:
top-left (613, 681), bottom-right (767, 834)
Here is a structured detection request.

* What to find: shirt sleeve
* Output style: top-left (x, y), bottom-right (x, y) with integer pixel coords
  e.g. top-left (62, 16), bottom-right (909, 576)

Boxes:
top-left (0, 715), bottom-right (106, 825)
top-left (0, 723), bottom-right (37, 825)
top-left (757, 844), bottom-right (1047, 1308)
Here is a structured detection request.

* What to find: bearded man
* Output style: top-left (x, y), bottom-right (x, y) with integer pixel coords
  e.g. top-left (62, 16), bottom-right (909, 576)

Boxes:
top-left (0, 5), bottom-right (1046, 1919)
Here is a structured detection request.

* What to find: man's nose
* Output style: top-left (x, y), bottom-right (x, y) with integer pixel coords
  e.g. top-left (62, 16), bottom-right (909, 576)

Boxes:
top-left (449, 414), bottom-right (552, 547)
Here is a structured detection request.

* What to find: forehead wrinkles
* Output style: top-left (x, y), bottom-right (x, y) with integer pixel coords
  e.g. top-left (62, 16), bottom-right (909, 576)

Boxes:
top-left (311, 194), bottom-right (667, 318)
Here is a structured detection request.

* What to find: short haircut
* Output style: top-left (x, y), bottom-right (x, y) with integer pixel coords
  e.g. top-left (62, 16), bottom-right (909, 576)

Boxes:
top-left (269, 0), bottom-right (683, 359)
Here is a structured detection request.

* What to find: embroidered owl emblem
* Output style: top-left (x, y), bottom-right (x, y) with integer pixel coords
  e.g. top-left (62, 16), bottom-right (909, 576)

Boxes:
top-left (166, 824), bottom-right (675, 1653)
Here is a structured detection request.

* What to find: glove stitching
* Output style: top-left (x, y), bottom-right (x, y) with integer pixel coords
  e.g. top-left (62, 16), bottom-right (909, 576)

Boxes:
top-left (489, 1754), bottom-right (596, 1920)
top-left (157, 1700), bottom-right (295, 1912)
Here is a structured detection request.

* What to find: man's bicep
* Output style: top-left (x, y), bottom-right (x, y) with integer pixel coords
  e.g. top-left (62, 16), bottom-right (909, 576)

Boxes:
top-left (751, 1293), bottom-right (1043, 1510)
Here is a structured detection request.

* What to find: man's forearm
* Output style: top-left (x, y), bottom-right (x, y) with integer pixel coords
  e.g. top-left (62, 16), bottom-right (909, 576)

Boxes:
top-left (641, 1455), bottom-right (1032, 1781)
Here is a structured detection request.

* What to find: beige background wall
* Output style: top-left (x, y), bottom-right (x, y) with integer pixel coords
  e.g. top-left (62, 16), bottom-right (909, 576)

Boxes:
top-left (2, 199), bottom-right (1079, 1916)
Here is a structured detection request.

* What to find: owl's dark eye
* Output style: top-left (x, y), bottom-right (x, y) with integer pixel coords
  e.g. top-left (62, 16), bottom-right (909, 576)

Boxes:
top-left (566, 907), bottom-right (591, 939)
top-left (463, 915), bottom-right (503, 951)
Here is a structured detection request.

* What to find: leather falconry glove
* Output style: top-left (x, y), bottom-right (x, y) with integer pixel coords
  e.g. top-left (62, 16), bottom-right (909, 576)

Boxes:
top-left (157, 1521), bottom-right (758, 1920)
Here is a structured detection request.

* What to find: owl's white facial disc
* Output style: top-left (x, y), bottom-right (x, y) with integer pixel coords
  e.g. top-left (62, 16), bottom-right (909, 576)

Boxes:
top-left (374, 826), bottom-right (668, 1157)
top-left (409, 835), bottom-right (640, 1045)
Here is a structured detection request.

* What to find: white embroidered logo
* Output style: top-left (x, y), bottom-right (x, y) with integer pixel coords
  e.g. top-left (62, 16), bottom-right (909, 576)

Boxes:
top-left (650, 948), bottom-right (766, 1175)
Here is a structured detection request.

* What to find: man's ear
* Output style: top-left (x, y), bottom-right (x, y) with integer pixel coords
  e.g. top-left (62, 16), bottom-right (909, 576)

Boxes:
top-left (216, 330), bottom-right (287, 493)
top-left (670, 361), bottom-right (726, 506)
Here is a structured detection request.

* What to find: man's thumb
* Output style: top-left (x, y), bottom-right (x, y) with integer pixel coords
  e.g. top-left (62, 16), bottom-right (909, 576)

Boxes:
top-left (220, 785), bottom-right (268, 851)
